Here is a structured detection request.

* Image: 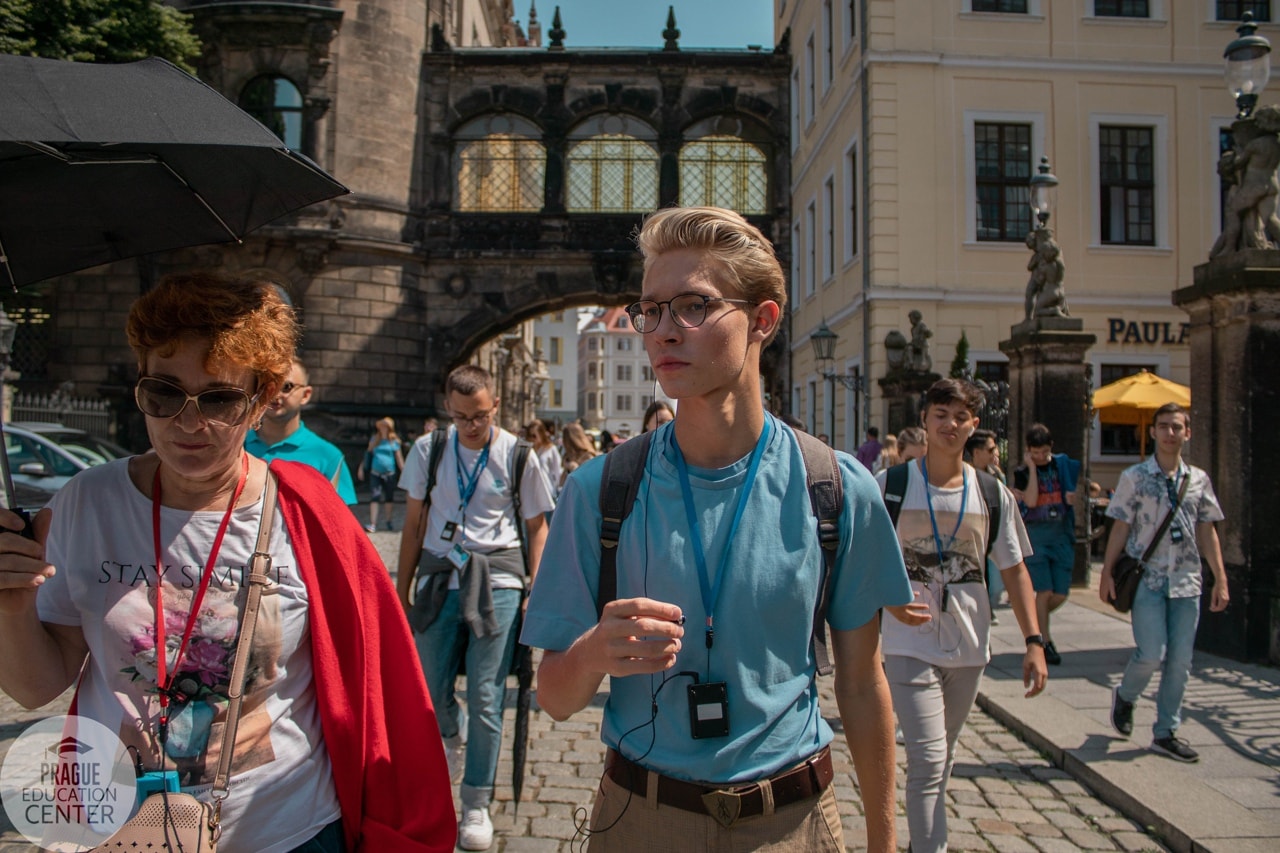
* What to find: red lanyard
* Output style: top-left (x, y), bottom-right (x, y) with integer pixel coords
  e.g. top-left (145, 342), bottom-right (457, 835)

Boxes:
top-left (151, 453), bottom-right (249, 742)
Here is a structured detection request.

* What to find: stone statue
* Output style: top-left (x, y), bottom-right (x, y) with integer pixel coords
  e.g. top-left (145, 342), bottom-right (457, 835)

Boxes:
top-left (884, 330), bottom-right (908, 373)
top-left (1024, 227), bottom-right (1069, 320)
top-left (1210, 104), bottom-right (1280, 260)
top-left (907, 310), bottom-right (932, 373)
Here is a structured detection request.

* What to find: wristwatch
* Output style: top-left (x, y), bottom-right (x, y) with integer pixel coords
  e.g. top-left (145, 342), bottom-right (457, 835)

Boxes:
top-left (1025, 634), bottom-right (1046, 648)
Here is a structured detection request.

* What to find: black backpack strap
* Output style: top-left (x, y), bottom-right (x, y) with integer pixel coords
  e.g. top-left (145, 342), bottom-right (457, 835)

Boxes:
top-left (596, 433), bottom-right (654, 620)
top-left (975, 469), bottom-right (1002, 568)
top-left (792, 430), bottom-right (842, 678)
top-left (883, 462), bottom-right (910, 529)
top-left (416, 428), bottom-right (450, 536)
top-left (510, 439), bottom-right (533, 572)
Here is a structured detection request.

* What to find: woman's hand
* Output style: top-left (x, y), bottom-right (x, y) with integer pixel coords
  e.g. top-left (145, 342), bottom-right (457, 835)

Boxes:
top-left (0, 508), bottom-right (53, 616)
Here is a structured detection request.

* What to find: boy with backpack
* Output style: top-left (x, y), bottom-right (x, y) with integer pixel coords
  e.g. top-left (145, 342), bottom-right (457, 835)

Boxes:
top-left (521, 207), bottom-right (912, 852)
top-left (878, 378), bottom-right (1048, 853)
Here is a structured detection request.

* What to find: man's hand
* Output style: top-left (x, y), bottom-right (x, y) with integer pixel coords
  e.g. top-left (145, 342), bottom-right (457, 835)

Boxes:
top-left (1098, 566), bottom-right (1116, 605)
top-left (578, 598), bottom-right (684, 678)
top-left (885, 589), bottom-right (931, 627)
top-left (1211, 580), bottom-right (1230, 612)
top-left (1023, 645), bottom-right (1048, 698)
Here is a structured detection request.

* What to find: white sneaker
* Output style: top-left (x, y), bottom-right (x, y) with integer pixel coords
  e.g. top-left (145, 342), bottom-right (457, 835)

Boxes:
top-left (443, 735), bottom-right (464, 784)
top-left (458, 807), bottom-right (493, 850)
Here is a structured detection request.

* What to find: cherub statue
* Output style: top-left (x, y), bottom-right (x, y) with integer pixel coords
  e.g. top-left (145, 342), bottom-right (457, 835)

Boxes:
top-left (1210, 104), bottom-right (1280, 259)
top-left (1024, 228), bottom-right (1069, 320)
top-left (907, 310), bottom-right (932, 373)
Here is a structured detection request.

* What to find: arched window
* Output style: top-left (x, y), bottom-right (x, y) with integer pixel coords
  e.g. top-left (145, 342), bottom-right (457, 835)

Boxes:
top-left (567, 115), bottom-right (658, 213)
top-left (679, 125), bottom-right (769, 214)
top-left (240, 76), bottom-right (304, 151)
top-left (454, 115), bottom-right (545, 212)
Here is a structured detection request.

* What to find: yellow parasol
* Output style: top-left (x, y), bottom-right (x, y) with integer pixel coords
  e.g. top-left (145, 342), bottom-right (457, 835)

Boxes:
top-left (1091, 370), bottom-right (1191, 456)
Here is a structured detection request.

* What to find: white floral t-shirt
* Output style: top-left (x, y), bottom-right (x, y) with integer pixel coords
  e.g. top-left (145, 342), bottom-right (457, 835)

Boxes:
top-left (36, 460), bottom-right (340, 852)
top-left (1106, 456), bottom-right (1224, 599)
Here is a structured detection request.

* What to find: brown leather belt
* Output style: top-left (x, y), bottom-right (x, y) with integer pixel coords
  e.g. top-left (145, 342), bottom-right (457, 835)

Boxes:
top-left (603, 746), bottom-right (833, 827)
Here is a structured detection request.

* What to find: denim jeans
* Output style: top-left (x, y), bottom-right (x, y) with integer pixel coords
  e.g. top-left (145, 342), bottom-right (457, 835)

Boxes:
top-left (1118, 577), bottom-right (1200, 739)
top-left (415, 586), bottom-right (521, 801)
top-left (287, 819), bottom-right (344, 853)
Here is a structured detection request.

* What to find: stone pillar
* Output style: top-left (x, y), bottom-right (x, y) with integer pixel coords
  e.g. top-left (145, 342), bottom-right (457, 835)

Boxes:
top-left (1173, 250), bottom-right (1280, 664)
top-left (877, 371), bottom-right (941, 434)
top-left (1000, 318), bottom-right (1097, 587)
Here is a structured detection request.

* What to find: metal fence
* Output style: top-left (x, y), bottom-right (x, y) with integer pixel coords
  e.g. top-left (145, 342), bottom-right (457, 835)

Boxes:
top-left (10, 392), bottom-right (113, 440)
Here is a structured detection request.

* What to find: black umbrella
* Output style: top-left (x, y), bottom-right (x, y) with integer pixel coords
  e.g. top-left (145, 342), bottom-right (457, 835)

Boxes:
top-left (511, 640), bottom-right (534, 815)
top-left (0, 54), bottom-right (349, 513)
top-left (0, 54), bottom-right (349, 290)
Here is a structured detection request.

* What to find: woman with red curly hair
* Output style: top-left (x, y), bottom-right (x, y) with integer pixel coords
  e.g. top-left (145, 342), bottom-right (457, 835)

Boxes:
top-left (0, 273), bottom-right (455, 852)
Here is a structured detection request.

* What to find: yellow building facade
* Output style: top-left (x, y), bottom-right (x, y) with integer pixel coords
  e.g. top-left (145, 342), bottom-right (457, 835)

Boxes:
top-left (779, 0), bottom-right (1258, 487)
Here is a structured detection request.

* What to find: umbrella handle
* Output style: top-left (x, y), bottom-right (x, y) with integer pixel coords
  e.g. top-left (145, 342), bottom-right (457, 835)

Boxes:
top-left (0, 410), bottom-right (35, 537)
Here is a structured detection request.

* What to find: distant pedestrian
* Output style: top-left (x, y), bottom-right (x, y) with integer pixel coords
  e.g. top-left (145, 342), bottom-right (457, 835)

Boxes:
top-left (1101, 403), bottom-right (1228, 763)
top-left (525, 419), bottom-right (562, 496)
top-left (559, 423), bottom-right (598, 489)
top-left (855, 425), bottom-right (882, 469)
top-left (641, 399), bottom-right (675, 433)
top-left (1011, 423), bottom-right (1081, 666)
top-left (898, 426), bottom-right (927, 463)
top-left (357, 416), bottom-right (404, 532)
top-left (966, 428), bottom-right (1006, 618)
top-left (873, 434), bottom-right (900, 474)
top-left (879, 379), bottom-right (1047, 853)
top-left (599, 429), bottom-right (617, 452)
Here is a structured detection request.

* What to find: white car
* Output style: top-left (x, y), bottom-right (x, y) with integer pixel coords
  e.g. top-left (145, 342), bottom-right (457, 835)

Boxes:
top-left (3, 422), bottom-right (130, 496)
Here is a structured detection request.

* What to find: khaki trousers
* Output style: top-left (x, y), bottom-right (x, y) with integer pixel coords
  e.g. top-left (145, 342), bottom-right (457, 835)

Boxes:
top-left (584, 769), bottom-right (843, 852)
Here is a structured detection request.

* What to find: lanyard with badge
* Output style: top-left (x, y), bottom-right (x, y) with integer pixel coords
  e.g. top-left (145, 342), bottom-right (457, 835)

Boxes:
top-left (441, 428), bottom-right (491, 570)
top-left (671, 417), bottom-right (771, 739)
top-left (920, 456), bottom-right (968, 613)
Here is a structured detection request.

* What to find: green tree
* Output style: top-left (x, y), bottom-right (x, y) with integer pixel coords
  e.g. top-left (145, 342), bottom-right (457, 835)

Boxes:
top-left (0, 0), bottom-right (200, 73)
top-left (950, 329), bottom-right (971, 379)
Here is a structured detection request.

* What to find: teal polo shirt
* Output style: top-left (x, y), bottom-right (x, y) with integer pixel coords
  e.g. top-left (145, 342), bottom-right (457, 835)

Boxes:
top-left (245, 422), bottom-right (358, 505)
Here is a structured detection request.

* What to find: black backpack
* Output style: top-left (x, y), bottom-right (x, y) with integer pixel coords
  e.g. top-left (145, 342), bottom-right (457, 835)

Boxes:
top-left (594, 427), bottom-right (844, 676)
top-left (880, 461), bottom-right (1003, 570)
top-left (420, 428), bottom-right (534, 566)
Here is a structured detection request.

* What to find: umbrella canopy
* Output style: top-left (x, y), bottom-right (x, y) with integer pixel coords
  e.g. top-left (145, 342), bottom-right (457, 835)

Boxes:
top-left (1092, 370), bottom-right (1191, 456)
top-left (0, 54), bottom-right (349, 290)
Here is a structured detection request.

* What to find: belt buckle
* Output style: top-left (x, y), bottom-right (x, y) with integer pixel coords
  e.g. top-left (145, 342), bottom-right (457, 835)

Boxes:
top-left (701, 788), bottom-right (745, 828)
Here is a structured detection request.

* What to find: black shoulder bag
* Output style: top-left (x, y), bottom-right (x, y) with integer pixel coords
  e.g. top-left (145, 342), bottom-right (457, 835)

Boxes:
top-left (1110, 475), bottom-right (1189, 613)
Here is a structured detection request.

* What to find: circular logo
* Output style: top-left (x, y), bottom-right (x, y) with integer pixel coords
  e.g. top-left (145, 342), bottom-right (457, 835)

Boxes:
top-left (0, 715), bottom-right (137, 852)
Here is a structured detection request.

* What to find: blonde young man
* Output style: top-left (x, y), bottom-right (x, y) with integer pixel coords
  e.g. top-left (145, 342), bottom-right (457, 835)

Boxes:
top-left (521, 207), bottom-right (911, 852)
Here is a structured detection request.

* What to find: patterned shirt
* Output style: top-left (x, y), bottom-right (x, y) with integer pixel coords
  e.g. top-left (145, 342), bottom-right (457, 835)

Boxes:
top-left (1105, 456), bottom-right (1224, 599)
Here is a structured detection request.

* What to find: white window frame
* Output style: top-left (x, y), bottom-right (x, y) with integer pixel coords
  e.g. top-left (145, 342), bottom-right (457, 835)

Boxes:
top-left (1089, 113), bottom-right (1170, 249)
top-left (844, 138), bottom-right (859, 263)
top-left (790, 68), bottom-right (800, 153)
top-left (791, 219), bottom-right (803, 308)
top-left (963, 109), bottom-right (1047, 244)
top-left (807, 379), bottom-right (818, 434)
top-left (962, 0), bottom-right (1043, 13)
top-left (1088, 352), bottom-right (1171, 464)
top-left (1210, 116), bottom-right (1235, 250)
top-left (842, 357), bottom-right (862, 453)
top-left (1085, 0), bottom-right (1163, 20)
top-left (805, 199), bottom-right (817, 298)
top-left (822, 173), bottom-right (836, 283)
top-left (822, 1), bottom-right (834, 95)
top-left (804, 34), bottom-right (816, 128)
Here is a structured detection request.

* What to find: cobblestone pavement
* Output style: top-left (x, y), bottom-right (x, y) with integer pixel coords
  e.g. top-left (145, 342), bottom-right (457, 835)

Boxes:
top-left (0, 672), bottom-right (1169, 852)
top-left (0, 520), bottom-right (1171, 851)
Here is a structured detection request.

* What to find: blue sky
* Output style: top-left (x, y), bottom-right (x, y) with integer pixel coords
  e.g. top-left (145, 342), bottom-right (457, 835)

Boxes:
top-left (522, 0), bottom-right (776, 49)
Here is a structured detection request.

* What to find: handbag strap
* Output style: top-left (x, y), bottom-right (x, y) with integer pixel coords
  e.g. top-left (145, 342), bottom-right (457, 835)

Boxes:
top-left (1139, 472), bottom-right (1191, 564)
top-left (210, 469), bottom-right (279, 804)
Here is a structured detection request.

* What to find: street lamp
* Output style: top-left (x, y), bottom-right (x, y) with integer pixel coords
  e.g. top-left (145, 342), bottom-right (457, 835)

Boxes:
top-left (809, 320), bottom-right (865, 442)
top-left (1225, 12), bottom-right (1271, 119)
top-left (1028, 156), bottom-right (1058, 229)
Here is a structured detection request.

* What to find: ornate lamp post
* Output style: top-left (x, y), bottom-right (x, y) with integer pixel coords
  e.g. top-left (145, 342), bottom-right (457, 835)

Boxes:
top-left (1225, 12), bottom-right (1271, 119)
top-left (1028, 155), bottom-right (1058, 230)
top-left (810, 321), bottom-right (864, 442)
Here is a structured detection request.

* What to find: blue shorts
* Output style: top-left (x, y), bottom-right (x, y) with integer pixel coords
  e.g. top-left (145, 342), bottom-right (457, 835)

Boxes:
top-left (1024, 524), bottom-right (1075, 595)
top-left (369, 471), bottom-right (397, 503)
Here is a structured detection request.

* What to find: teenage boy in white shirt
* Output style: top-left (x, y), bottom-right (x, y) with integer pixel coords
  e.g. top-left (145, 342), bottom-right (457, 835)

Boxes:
top-left (879, 378), bottom-right (1048, 853)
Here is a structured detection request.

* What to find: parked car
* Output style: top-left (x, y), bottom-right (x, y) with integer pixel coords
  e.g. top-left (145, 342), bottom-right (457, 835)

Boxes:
top-left (3, 422), bottom-right (131, 499)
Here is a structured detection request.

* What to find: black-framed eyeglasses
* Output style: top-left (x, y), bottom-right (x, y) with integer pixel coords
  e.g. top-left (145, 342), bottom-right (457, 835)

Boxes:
top-left (451, 409), bottom-right (496, 427)
top-left (135, 376), bottom-right (260, 427)
top-left (279, 381), bottom-right (305, 395)
top-left (625, 293), bottom-right (754, 334)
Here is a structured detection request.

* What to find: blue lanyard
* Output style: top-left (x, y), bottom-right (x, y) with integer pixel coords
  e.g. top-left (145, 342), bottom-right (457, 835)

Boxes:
top-left (454, 428), bottom-right (492, 511)
top-left (672, 417), bottom-right (772, 652)
top-left (920, 457), bottom-right (968, 565)
top-left (1164, 470), bottom-right (1182, 508)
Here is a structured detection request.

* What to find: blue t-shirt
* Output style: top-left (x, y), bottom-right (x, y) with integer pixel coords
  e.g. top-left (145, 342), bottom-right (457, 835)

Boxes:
top-left (521, 416), bottom-right (911, 783)
top-left (245, 422), bottom-right (357, 505)
top-left (369, 439), bottom-right (399, 475)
